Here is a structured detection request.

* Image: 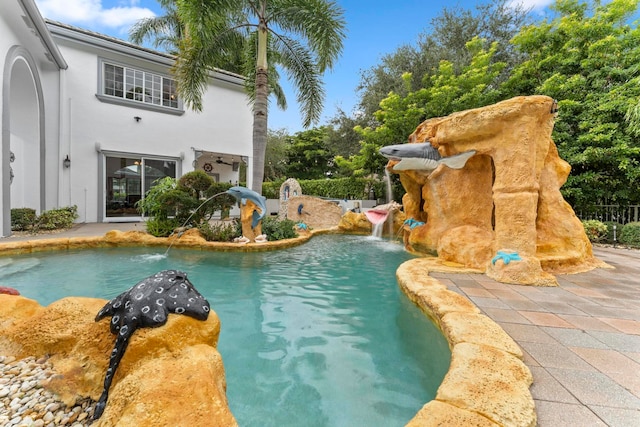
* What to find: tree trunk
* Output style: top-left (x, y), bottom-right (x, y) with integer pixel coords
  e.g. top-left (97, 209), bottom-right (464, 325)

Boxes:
top-left (251, 19), bottom-right (269, 194)
top-left (252, 67), bottom-right (268, 194)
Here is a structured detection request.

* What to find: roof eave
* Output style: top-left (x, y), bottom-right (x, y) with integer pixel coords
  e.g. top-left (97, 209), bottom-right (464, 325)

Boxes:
top-left (46, 20), bottom-right (246, 87)
top-left (20, 0), bottom-right (68, 69)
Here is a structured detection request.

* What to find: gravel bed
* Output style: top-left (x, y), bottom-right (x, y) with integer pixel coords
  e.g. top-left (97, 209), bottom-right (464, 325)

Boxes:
top-left (0, 355), bottom-right (96, 427)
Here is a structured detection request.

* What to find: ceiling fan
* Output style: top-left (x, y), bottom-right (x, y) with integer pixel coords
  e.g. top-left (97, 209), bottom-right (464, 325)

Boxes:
top-left (216, 157), bottom-right (233, 166)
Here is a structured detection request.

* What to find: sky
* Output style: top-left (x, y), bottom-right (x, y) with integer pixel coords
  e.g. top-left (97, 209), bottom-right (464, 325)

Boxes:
top-left (34, 0), bottom-right (555, 133)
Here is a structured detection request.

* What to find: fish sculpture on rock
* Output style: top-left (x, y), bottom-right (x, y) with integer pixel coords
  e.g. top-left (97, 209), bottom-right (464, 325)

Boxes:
top-left (380, 142), bottom-right (476, 171)
top-left (93, 270), bottom-right (210, 420)
top-left (226, 186), bottom-right (267, 229)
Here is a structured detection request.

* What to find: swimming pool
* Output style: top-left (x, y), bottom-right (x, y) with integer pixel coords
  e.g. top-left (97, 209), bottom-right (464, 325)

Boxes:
top-left (2, 234), bottom-right (451, 427)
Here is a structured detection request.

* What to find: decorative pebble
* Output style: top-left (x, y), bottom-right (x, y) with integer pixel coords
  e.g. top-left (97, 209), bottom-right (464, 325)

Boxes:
top-left (0, 356), bottom-right (96, 426)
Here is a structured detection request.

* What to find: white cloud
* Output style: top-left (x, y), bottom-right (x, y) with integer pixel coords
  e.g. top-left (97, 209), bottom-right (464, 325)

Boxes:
top-left (507, 0), bottom-right (555, 11)
top-left (99, 6), bottom-right (155, 27)
top-left (35, 0), bottom-right (155, 29)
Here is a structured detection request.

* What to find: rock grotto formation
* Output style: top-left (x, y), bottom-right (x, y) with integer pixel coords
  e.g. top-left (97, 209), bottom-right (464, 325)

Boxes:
top-left (387, 95), bottom-right (607, 286)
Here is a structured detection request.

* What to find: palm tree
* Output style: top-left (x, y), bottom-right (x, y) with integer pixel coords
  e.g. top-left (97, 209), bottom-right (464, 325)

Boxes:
top-left (130, 0), bottom-right (247, 75)
top-left (131, 1), bottom-right (346, 194)
top-left (129, 0), bottom-right (184, 55)
top-left (167, 0), bottom-right (346, 194)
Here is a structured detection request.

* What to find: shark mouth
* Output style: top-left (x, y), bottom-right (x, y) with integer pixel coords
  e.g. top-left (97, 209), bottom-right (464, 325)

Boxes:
top-left (364, 209), bottom-right (389, 225)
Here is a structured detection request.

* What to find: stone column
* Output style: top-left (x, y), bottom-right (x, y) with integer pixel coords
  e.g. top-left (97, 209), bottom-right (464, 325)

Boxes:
top-left (240, 199), bottom-right (262, 242)
top-left (484, 111), bottom-right (557, 286)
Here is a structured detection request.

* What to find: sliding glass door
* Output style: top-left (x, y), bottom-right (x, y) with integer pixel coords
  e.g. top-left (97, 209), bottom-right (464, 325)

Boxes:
top-left (105, 155), bottom-right (176, 218)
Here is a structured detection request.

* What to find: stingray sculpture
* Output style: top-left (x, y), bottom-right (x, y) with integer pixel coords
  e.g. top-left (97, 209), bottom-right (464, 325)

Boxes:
top-left (93, 270), bottom-right (210, 420)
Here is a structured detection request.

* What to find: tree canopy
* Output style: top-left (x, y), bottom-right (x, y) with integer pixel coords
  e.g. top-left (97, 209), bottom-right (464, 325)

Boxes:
top-left (333, 0), bottom-right (640, 210)
top-left (503, 0), bottom-right (640, 210)
top-left (337, 38), bottom-right (506, 177)
top-left (285, 127), bottom-right (336, 179)
top-left (356, 0), bottom-right (531, 119)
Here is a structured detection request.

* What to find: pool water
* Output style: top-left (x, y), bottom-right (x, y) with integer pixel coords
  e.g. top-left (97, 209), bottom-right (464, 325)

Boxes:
top-left (2, 234), bottom-right (451, 427)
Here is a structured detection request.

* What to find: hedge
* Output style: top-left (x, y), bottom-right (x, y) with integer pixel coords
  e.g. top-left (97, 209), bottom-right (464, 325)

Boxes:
top-left (11, 208), bottom-right (37, 231)
top-left (11, 206), bottom-right (78, 232)
top-left (619, 222), bottom-right (640, 248)
top-left (581, 219), bottom-right (607, 243)
top-left (262, 177), bottom-right (404, 202)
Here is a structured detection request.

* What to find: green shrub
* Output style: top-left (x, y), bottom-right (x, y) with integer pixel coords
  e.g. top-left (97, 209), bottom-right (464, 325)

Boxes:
top-left (160, 189), bottom-right (202, 226)
top-left (178, 170), bottom-right (214, 197)
top-left (581, 219), bottom-right (607, 243)
top-left (198, 221), bottom-right (240, 242)
top-left (619, 222), bottom-right (640, 248)
top-left (261, 216), bottom-right (298, 241)
top-left (145, 217), bottom-right (180, 238)
top-left (11, 208), bottom-right (37, 231)
top-left (204, 182), bottom-right (236, 217)
top-left (602, 221), bottom-right (624, 244)
top-left (136, 177), bottom-right (178, 218)
top-left (36, 206), bottom-right (78, 230)
top-left (138, 176), bottom-right (238, 238)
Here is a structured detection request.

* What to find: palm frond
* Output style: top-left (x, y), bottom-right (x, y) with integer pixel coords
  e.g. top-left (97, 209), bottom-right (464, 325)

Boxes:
top-left (271, 33), bottom-right (324, 127)
top-left (268, 0), bottom-right (346, 71)
top-left (173, 36), bottom-right (211, 111)
top-left (129, 13), bottom-right (183, 53)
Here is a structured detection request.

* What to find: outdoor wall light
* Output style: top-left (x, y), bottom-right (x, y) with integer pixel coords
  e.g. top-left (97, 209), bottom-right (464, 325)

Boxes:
top-left (134, 116), bottom-right (142, 122)
top-left (63, 155), bottom-right (71, 168)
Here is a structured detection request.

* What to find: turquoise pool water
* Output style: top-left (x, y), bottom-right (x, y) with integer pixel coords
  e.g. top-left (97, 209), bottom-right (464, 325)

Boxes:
top-left (2, 234), bottom-right (451, 427)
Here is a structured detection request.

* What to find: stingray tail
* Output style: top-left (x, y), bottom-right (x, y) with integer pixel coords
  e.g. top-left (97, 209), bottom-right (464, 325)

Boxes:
top-left (438, 150), bottom-right (476, 169)
top-left (92, 328), bottom-right (133, 420)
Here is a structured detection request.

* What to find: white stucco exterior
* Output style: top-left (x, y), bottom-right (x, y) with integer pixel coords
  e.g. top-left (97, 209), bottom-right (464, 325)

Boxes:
top-left (1, 0), bottom-right (253, 236)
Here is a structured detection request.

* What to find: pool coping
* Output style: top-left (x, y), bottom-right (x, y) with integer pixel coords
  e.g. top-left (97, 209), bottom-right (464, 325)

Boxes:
top-left (0, 227), bottom-right (536, 427)
top-left (397, 258), bottom-right (536, 426)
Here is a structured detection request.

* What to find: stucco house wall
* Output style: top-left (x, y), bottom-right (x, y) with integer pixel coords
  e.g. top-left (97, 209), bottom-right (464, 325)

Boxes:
top-left (1, 0), bottom-right (253, 235)
top-left (1, 0), bottom-right (66, 236)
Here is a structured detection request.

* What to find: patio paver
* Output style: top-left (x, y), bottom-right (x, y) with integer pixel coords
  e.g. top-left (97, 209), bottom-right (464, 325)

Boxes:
top-left (437, 245), bottom-right (640, 426)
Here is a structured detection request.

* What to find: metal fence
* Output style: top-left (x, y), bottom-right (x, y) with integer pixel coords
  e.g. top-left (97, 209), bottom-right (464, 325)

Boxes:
top-left (578, 205), bottom-right (640, 225)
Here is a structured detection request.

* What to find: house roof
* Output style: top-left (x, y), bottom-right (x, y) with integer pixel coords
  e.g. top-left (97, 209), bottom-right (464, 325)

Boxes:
top-left (19, 0), bottom-right (67, 69)
top-left (45, 19), bottom-right (246, 87)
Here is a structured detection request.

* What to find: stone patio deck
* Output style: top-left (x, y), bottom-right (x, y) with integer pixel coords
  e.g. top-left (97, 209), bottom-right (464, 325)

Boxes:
top-left (433, 246), bottom-right (640, 426)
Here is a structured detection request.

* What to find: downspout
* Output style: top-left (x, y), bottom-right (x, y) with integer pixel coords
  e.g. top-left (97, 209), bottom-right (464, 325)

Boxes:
top-left (57, 69), bottom-right (66, 206)
top-left (67, 97), bottom-right (72, 207)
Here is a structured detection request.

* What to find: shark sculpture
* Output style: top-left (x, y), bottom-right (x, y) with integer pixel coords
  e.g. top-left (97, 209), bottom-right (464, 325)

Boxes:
top-left (380, 142), bottom-right (476, 171)
top-left (93, 270), bottom-right (210, 420)
top-left (226, 186), bottom-right (267, 228)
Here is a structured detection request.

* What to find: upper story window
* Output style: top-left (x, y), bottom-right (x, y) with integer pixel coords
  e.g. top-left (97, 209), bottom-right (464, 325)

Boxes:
top-left (97, 59), bottom-right (183, 114)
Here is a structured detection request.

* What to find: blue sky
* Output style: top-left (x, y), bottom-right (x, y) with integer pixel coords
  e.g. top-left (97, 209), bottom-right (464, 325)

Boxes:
top-left (35, 0), bottom-right (554, 133)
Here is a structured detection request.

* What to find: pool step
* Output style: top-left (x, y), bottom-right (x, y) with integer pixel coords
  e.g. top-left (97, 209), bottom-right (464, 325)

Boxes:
top-left (0, 258), bottom-right (41, 277)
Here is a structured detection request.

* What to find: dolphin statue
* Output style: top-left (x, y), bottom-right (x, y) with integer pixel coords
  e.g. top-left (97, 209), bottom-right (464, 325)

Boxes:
top-left (93, 270), bottom-right (210, 420)
top-left (226, 186), bottom-right (267, 228)
top-left (379, 142), bottom-right (476, 171)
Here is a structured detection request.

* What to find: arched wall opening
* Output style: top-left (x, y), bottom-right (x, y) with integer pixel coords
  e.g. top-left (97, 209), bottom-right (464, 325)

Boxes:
top-left (2, 46), bottom-right (46, 236)
top-left (9, 59), bottom-right (40, 210)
